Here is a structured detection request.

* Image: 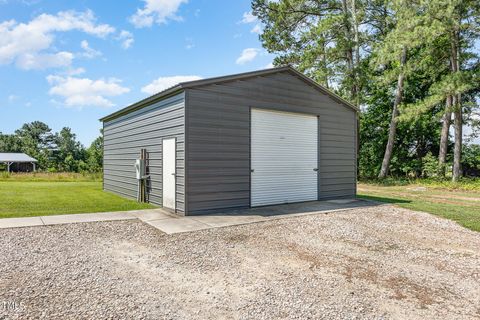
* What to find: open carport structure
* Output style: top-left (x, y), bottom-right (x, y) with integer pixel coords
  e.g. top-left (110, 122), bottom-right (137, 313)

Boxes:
top-left (0, 153), bottom-right (38, 172)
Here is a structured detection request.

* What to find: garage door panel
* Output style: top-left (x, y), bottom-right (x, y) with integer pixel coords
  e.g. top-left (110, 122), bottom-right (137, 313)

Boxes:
top-left (251, 108), bottom-right (318, 206)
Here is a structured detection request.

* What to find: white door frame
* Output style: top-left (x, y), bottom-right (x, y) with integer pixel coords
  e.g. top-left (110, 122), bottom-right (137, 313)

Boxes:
top-left (162, 137), bottom-right (176, 210)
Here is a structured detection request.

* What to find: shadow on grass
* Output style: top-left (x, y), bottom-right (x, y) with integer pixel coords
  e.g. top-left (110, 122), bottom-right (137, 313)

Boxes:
top-left (357, 194), bottom-right (411, 204)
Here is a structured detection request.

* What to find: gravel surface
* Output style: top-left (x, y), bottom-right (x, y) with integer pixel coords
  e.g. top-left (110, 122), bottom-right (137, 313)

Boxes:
top-left (1, 205), bottom-right (479, 319)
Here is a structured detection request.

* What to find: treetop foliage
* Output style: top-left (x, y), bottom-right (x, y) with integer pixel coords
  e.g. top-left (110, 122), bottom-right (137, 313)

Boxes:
top-left (252, 0), bottom-right (479, 178)
top-left (0, 121), bottom-right (102, 173)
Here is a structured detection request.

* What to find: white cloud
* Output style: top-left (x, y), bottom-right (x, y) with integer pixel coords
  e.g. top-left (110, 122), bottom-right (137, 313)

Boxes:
top-left (251, 24), bottom-right (262, 34)
top-left (130, 0), bottom-right (188, 28)
top-left (117, 30), bottom-right (134, 49)
top-left (0, 10), bottom-right (115, 69)
top-left (141, 75), bottom-right (202, 95)
top-left (236, 48), bottom-right (259, 65)
top-left (47, 75), bottom-right (130, 108)
top-left (8, 94), bottom-right (18, 102)
top-left (80, 40), bottom-right (101, 59)
top-left (239, 11), bottom-right (262, 34)
top-left (64, 67), bottom-right (86, 76)
top-left (16, 51), bottom-right (73, 70)
top-left (240, 11), bottom-right (257, 24)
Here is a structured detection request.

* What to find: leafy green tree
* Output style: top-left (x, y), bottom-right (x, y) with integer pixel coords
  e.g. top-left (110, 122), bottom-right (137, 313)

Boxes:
top-left (403, 0), bottom-right (480, 180)
top-left (462, 144), bottom-right (480, 176)
top-left (373, 0), bottom-right (437, 178)
top-left (360, 61), bottom-right (443, 178)
top-left (0, 132), bottom-right (22, 152)
top-left (86, 131), bottom-right (103, 173)
top-left (14, 121), bottom-right (56, 169)
top-left (1, 123), bottom-right (103, 173)
top-left (53, 127), bottom-right (87, 172)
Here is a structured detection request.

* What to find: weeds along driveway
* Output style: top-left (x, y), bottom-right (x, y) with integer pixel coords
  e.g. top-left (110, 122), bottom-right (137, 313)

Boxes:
top-left (1, 205), bottom-right (479, 320)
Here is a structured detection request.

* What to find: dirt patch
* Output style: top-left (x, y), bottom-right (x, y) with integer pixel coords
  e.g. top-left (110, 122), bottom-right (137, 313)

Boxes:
top-left (358, 185), bottom-right (480, 205)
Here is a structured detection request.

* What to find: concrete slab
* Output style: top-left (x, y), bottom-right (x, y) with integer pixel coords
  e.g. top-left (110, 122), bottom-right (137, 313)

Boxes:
top-left (0, 217), bottom-right (44, 229)
top-left (190, 214), bottom-right (268, 228)
top-left (41, 211), bottom-right (136, 225)
top-left (0, 199), bottom-right (379, 233)
top-left (130, 209), bottom-right (174, 222)
top-left (145, 217), bottom-right (211, 234)
top-left (326, 199), bottom-right (359, 204)
top-left (143, 199), bottom-right (378, 234)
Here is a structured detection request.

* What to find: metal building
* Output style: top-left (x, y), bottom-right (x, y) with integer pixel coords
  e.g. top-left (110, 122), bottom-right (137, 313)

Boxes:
top-left (100, 67), bottom-right (359, 215)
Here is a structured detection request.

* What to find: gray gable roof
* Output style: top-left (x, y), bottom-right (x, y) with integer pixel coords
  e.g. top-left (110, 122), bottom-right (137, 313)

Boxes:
top-left (0, 153), bottom-right (37, 162)
top-left (100, 66), bottom-right (358, 122)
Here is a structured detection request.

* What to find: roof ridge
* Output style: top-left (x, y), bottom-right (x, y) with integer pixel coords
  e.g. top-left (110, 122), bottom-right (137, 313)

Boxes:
top-left (100, 66), bottom-right (357, 122)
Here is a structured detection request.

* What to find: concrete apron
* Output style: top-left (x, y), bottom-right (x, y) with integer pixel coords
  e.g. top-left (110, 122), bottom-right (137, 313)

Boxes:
top-left (0, 199), bottom-right (379, 234)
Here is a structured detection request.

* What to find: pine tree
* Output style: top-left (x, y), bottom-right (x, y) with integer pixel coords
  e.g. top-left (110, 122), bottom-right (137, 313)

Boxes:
top-left (252, 0), bottom-right (371, 106)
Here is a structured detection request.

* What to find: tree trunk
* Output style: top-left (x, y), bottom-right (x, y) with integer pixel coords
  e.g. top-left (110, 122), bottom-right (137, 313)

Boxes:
top-left (451, 29), bottom-right (462, 182)
top-left (452, 94), bottom-right (462, 181)
top-left (378, 46), bottom-right (407, 178)
top-left (438, 95), bottom-right (452, 176)
top-left (351, 0), bottom-right (361, 107)
top-left (341, 0), bottom-right (357, 105)
top-left (321, 34), bottom-right (329, 89)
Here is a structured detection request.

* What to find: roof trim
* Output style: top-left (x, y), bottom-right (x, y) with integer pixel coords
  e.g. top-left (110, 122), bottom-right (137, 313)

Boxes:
top-left (99, 87), bottom-right (184, 122)
top-left (100, 66), bottom-right (358, 122)
top-left (283, 67), bottom-right (359, 112)
top-left (0, 152), bottom-right (38, 162)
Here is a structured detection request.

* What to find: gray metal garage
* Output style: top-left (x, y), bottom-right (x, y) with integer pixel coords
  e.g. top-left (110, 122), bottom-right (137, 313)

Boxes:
top-left (100, 66), bottom-right (359, 215)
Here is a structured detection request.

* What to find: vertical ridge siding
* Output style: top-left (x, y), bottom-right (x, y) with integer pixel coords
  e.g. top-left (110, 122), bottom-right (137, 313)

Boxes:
top-left (103, 92), bottom-right (186, 214)
top-left (186, 72), bottom-right (356, 214)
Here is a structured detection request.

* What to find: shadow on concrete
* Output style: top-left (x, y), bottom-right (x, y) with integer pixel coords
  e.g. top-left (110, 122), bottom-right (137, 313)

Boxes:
top-left (357, 195), bottom-right (411, 204)
top-left (206, 198), bottom-right (384, 217)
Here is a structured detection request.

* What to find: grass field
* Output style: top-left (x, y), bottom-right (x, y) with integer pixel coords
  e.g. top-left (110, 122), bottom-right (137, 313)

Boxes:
top-left (358, 180), bottom-right (480, 232)
top-left (2, 173), bottom-right (479, 232)
top-left (0, 173), bottom-right (154, 219)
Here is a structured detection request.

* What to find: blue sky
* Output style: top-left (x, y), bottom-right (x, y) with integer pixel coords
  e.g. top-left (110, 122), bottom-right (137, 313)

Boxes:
top-left (0, 0), bottom-right (274, 146)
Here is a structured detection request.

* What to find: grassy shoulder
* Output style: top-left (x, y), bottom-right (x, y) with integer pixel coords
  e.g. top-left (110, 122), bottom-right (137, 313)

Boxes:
top-left (0, 173), bottom-right (154, 218)
top-left (358, 179), bottom-right (480, 232)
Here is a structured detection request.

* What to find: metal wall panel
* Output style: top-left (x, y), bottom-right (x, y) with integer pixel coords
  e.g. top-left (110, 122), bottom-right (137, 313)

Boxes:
top-left (186, 71), bottom-right (356, 214)
top-left (103, 92), bottom-right (186, 214)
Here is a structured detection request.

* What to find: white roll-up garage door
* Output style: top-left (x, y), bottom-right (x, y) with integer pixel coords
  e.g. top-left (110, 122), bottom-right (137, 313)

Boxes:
top-left (251, 108), bottom-right (318, 207)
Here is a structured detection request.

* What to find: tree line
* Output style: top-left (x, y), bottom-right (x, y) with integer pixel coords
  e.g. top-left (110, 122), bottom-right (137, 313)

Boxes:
top-left (0, 121), bottom-right (102, 173)
top-left (252, 0), bottom-right (480, 180)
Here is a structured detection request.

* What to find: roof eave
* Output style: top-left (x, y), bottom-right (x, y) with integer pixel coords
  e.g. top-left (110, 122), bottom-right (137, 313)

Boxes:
top-left (178, 66), bottom-right (292, 88)
top-left (99, 86), bottom-right (184, 122)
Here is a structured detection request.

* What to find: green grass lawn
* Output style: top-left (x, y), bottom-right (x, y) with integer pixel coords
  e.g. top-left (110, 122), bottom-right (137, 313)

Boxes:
top-left (0, 180), bottom-right (154, 219)
top-left (358, 181), bottom-right (480, 232)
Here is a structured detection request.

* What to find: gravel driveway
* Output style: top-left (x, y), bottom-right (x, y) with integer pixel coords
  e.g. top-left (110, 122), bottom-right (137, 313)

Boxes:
top-left (1, 205), bottom-right (479, 319)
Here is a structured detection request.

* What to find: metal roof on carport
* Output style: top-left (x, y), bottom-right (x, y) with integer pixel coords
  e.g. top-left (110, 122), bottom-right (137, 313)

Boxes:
top-left (0, 153), bottom-right (38, 162)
